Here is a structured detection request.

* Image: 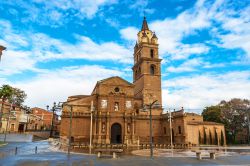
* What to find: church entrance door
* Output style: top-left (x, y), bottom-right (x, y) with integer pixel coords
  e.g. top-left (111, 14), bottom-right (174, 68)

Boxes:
top-left (111, 123), bottom-right (122, 144)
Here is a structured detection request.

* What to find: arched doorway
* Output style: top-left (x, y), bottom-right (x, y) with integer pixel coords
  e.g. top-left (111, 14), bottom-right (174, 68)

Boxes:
top-left (111, 123), bottom-right (122, 144)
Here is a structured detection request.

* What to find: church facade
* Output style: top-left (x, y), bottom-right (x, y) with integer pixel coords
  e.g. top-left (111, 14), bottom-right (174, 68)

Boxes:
top-left (60, 18), bottom-right (226, 146)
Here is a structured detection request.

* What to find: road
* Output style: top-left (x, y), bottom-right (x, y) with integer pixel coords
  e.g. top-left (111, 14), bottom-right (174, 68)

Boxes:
top-left (1, 141), bottom-right (250, 166)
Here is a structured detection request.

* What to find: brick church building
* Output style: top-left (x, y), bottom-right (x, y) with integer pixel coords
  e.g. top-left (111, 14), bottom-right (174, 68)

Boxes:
top-left (60, 18), bottom-right (226, 146)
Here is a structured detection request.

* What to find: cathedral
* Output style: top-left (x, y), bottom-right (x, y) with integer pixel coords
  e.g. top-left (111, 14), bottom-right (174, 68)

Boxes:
top-left (60, 18), bottom-right (226, 146)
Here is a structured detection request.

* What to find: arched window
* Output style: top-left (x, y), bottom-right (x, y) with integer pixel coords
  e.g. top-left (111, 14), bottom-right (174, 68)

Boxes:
top-left (150, 49), bottom-right (154, 58)
top-left (150, 65), bottom-right (155, 75)
top-left (138, 67), bottom-right (141, 75)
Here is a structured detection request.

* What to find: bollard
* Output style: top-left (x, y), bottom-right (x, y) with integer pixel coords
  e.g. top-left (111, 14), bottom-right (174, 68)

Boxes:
top-left (35, 146), bottom-right (37, 154)
top-left (15, 147), bottom-right (17, 155)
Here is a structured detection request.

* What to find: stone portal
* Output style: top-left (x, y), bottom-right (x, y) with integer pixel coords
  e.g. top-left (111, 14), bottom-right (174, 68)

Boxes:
top-left (111, 123), bottom-right (122, 144)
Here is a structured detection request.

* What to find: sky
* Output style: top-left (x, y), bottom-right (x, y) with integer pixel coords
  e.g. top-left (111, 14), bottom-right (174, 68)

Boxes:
top-left (0, 0), bottom-right (250, 113)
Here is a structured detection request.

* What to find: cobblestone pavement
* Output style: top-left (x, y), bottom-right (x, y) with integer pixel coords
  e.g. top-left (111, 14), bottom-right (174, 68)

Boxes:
top-left (1, 152), bottom-right (250, 166)
top-left (1, 141), bottom-right (250, 166)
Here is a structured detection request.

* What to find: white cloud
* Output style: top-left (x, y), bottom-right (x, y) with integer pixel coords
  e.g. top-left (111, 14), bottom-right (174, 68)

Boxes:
top-left (1, 0), bottom-right (117, 26)
top-left (12, 65), bottom-right (124, 108)
top-left (162, 71), bottom-right (250, 111)
top-left (121, 0), bottom-right (250, 62)
top-left (214, 6), bottom-right (250, 60)
top-left (150, 0), bottom-right (212, 59)
top-left (105, 18), bottom-right (120, 28)
top-left (166, 57), bottom-right (225, 73)
top-left (121, 0), bottom-right (212, 60)
top-left (0, 50), bottom-right (36, 75)
top-left (0, 19), bottom-right (132, 75)
top-left (120, 27), bottom-right (139, 41)
top-left (30, 33), bottom-right (133, 63)
top-left (167, 58), bottom-right (202, 73)
top-left (129, 0), bottom-right (154, 16)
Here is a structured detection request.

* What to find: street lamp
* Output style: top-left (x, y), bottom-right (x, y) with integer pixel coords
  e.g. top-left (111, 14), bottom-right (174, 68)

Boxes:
top-left (243, 103), bottom-right (250, 145)
top-left (47, 102), bottom-right (57, 138)
top-left (143, 100), bottom-right (161, 159)
top-left (232, 109), bottom-right (240, 144)
top-left (23, 106), bottom-right (31, 132)
top-left (167, 109), bottom-right (173, 153)
top-left (89, 101), bottom-right (94, 154)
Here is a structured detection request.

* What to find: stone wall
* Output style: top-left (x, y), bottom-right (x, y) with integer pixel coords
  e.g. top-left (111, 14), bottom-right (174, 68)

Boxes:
top-left (0, 133), bottom-right (33, 142)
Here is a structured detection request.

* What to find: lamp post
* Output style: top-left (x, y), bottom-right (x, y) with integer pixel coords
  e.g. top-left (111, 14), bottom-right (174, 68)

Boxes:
top-left (168, 109), bottom-right (173, 152)
top-left (143, 100), bottom-right (159, 159)
top-left (247, 113), bottom-right (250, 145)
top-left (68, 105), bottom-right (73, 155)
top-left (243, 103), bottom-right (250, 145)
top-left (232, 110), bottom-right (239, 144)
top-left (47, 102), bottom-right (56, 138)
top-left (24, 106), bottom-right (31, 132)
top-left (89, 101), bottom-right (94, 154)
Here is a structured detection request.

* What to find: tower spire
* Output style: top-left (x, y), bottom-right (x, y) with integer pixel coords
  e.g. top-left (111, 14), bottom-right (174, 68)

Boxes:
top-left (141, 17), bottom-right (149, 31)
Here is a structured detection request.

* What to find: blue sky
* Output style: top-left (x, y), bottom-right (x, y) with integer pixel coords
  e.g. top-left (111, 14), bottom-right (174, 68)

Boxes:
top-left (0, 0), bottom-right (250, 112)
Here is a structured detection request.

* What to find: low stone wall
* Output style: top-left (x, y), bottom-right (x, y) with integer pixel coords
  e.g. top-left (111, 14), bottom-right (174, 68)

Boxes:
top-left (0, 133), bottom-right (33, 142)
top-left (26, 131), bottom-right (50, 139)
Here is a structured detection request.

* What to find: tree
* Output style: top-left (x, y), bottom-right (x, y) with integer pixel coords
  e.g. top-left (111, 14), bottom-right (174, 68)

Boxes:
top-left (0, 85), bottom-right (26, 106)
top-left (11, 88), bottom-right (27, 106)
top-left (0, 85), bottom-right (27, 127)
top-left (202, 98), bottom-right (250, 144)
top-left (0, 85), bottom-right (13, 128)
top-left (202, 106), bottom-right (223, 123)
top-left (220, 99), bottom-right (249, 144)
top-left (0, 85), bottom-right (13, 102)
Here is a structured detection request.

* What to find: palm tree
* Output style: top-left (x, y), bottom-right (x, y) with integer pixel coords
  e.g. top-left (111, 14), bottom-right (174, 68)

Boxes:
top-left (0, 85), bottom-right (13, 128)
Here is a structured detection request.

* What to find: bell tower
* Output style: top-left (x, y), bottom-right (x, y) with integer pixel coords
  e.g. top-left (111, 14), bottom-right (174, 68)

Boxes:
top-left (133, 17), bottom-right (162, 107)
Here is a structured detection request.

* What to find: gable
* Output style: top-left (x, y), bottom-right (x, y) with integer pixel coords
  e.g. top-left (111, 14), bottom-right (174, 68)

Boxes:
top-left (98, 76), bottom-right (133, 86)
top-left (91, 76), bottom-right (133, 95)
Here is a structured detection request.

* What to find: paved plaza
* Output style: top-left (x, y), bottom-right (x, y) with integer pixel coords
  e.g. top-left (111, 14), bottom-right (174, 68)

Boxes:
top-left (1, 141), bottom-right (250, 166)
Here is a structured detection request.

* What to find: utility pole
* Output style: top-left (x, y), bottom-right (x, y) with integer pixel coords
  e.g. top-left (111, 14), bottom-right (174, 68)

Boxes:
top-left (169, 109), bottom-right (173, 149)
top-left (247, 113), bottom-right (250, 145)
top-left (68, 105), bottom-right (73, 155)
top-left (148, 100), bottom-right (158, 159)
top-left (48, 102), bottom-right (56, 138)
top-left (149, 104), bottom-right (153, 159)
top-left (89, 101), bottom-right (94, 154)
top-left (169, 109), bottom-right (173, 156)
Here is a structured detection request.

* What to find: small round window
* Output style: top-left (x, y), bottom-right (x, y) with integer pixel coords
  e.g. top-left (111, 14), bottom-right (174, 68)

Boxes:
top-left (114, 87), bottom-right (120, 92)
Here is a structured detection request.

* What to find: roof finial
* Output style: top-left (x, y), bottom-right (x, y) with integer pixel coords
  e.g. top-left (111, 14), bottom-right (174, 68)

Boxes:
top-left (141, 15), bottom-right (149, 31)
